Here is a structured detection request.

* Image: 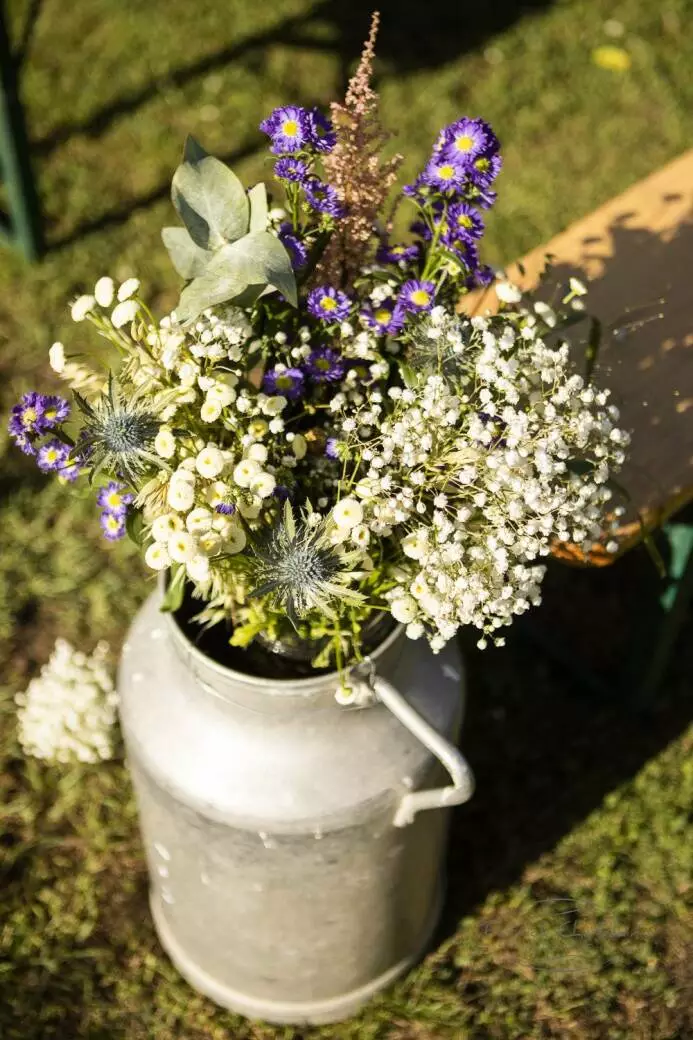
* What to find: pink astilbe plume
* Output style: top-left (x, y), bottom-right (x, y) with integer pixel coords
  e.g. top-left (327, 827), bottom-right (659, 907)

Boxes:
top-left (318, 12), bottom-right (403, 287)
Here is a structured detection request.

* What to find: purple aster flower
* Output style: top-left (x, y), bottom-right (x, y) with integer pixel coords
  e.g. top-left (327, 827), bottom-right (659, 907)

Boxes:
top-left (361, 299), bottom-right (406, 335)
top-left (100, 510), bottom-right (126, 541)
top-left (259, 105), bottom-right (311, 154)
top-left (41, 395), bottom-right (70, 428)
top-left (376, 242), bottom-right (421, 264)
top-left (215, 502), bottom-right (236, 516)
top-left (12, 432), bottom-right (36, 456)
top-left (274, 157), bottom-right (310, 183)
top-left (36, 439), bottom-right (70, 473)
top-left (58, 458), bottom-right (83, 482)
top-left (306, 286), bottom-right (351, 323)
top-left (304, 347), bottom-right (347, 383)
top-left (307, 108), bottom-right (337, 153)
top-left (399, 280), bottom-right (436, 314)
top-left (467, 152), bottom-right (503, 190)
top-left (437, 117), bottom-right (498, 161)
top-left (303, 176), bottom-right (345, 218)
top-left (97, 481), bottom-right (134, 518)
top-left (473, 188), bottom-right (498, 211)
top-left (9, 391), bottom-right (46, 438)
top-left (422, 154), bottom-right (467, 193)
top-left (446, 202), bottom-right (485, 244)
top-left (324, 437), bottom-right (340, 460)
top-left (272, 484), bottom-right (294, 503)
top-left (278, 223), bottom-right (308, 269)
top-left (469, 264), bottom-right (496, 289)
top-left (262, 366), bottom-right (305, 400)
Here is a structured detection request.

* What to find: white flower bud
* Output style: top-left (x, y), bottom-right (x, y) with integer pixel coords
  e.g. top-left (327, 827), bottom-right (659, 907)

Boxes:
top-left (94, 276), bottom-right (115, 307)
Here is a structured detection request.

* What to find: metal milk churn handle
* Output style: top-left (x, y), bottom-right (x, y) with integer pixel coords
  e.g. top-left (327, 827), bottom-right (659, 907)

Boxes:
top-left (348, 657), bottom-right (475, 827)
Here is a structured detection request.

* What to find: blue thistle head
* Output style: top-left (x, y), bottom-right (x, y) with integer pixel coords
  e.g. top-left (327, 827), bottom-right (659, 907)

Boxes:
top-left (74, 376), bottom-right (160, 484)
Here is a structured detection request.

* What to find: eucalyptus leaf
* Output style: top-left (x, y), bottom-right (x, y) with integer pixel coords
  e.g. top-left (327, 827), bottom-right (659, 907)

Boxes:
top-left (161, 565), bottom-right (186, 613)
top-left (171, 136), bottom-right (249, 250)
top-left (228, 230), bottom-right (297, 307)
top-left (248, 183), bottom-right (269, 233)
top-left (161, 227), bottom-right (209, 279)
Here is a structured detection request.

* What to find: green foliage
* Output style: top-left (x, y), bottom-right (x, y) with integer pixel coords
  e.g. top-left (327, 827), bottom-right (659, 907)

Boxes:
top-left (163, 136), bottom-right (297, 323)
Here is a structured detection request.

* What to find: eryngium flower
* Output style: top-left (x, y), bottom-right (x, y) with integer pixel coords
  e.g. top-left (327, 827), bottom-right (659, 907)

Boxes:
top-left (74, 377), bottom-right (161, 484)
top-left (248, 502), bottom-right (363, 625)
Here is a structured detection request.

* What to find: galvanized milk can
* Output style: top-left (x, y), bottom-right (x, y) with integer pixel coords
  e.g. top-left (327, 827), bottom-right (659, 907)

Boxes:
top-left (118, 587), bottom-right (473, 1024)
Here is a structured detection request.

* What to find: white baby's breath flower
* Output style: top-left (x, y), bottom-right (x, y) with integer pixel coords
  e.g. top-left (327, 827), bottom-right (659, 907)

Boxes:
top-left (94, 276), bottom-right (115, 307)
top-left (196, 446), bottom-right (224, 478)
top-left (111, 299), bottom-right (140, 328)
top-left (117, 277), bottom-right (140, 301)
top-left (390, 596), bottom-right (418, 624)
top-left (495, 281), bottom-right (522, 304)
top-left (332, 497), bottom-right (363, 530)
top-left (49, 341), bottom-right (65, 373)
top-left (154, 429), bottom-right (176, 459)
top-left (168, 531), bottom-right (198, 563)
top-left (71, 295), bottom-right (95, 322)
top-left (145, 542), bottom-right (171, 571)
top-left (15, 640), bottom-right (117, 763)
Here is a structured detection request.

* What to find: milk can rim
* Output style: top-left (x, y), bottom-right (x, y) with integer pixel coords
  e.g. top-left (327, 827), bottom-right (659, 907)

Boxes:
top-left (157, 574), bottom-right (405, 693)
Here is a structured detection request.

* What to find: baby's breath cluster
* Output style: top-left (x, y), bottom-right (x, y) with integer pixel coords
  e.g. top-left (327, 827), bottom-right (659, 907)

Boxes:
top-left (7, 35), bottom-right (630, 674)
top-left (15, 640), bottom-right (118, 763)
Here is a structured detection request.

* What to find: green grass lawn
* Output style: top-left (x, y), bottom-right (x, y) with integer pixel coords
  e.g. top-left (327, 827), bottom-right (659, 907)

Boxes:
top-left (2, 0), bottom-right (693, 1036)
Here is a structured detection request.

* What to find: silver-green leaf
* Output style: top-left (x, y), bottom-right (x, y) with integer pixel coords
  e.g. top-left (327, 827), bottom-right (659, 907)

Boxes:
top-left (171, 135), bottom-right (249, 250)
top-left (161, 226), bottom-right (209, 279)
top-left (248, 183), bottom-right (269, 233)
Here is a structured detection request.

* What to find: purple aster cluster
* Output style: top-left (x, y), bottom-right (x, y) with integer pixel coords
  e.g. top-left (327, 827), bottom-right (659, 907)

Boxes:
top-left (376, 242), bottom-right (421, 265)
top-left (306, 286), bottom-right (351, 324)
top-left (361, 299), bottom-right (405, 336)
top-left (8, 392), bottom-right (70, 454)
top-left (97, 481), bottom-right (133, 541)
top-left (303, 176), bottom-right (345, 219)
top-left (304, 347), bottom-right (347, 383)
top-left (260, 105), bottom-right (336, 155)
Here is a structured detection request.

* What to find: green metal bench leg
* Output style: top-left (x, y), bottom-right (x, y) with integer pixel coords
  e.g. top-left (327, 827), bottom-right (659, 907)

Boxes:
top-left (635, 523), bottom-right (693, 703)
top-left (0, 3), bottom-right (43, 261)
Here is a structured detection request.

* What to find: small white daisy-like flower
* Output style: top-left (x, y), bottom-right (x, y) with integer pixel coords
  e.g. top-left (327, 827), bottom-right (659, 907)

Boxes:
top-left (49, 341), bottom-right (65, 373)
top-left (495, 281), bottom-right (522, 304)
top-left (186, 554), bottom-right (211, 582)
top-left (117, 277), bottom-right (140, 301)
top-left (250, 471), bottom-right (276, 499)
top-left (145, 542), bottom-right (171, 571)
top-left (167, 478), bottom-right (195, 512)
top-left (200, 399), bottom-right (222, 423)
top-left (225, 525), bottom-right (247, 554)
top-left (246, 443), bottom-right (268, 464)
top-left (151, 513), bottom-right (184, 541)
top-left (94, 276), bottom-right (115, 307)
top-left (186, 507), bottom-right (214, 535)
top-left (332, 497), bottom-right (363, 530)
top-left (390, 596), bottom-right (418, 624)
top-left (111, 299), bottom-right (140, 328)
top-left (154, 429), bottom-right (176, 459)
top-left (168, 531), bottom-right (198, 563)
top-left (233, 458), bottom-right (261, 488)
top-left (196, 446), bottom-right (224, 478)
top-left (71, 295), bottom-right (95, 322)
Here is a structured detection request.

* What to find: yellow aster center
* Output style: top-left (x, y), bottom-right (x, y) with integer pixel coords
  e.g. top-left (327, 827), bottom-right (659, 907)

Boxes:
top-left (283, 119), bottom-right (299, 137)
top-left (106, 492), bottom-right (122, 508)
top-left (457, 214), bottom-right (473, 228)
top-left (455, 134), bottom-right (474, 152)
top-left (392, 246), bottom-right (405, 255)
top-left (411, 289), bottom-right (431, 307)
top-left (22, 407), bottom-right (37, 426)
top-left (375, 308), bottom-right (392, 324)
top-left (315, 358), bottom-right (331, 371)
top-left (46, 448), bottom-right (59, 462)
top-left (475, 157), bottom-right (490, 172)
top-left (438, 164), bottom-right (456, 180)
top-left (105, 516), bottom-right (120, 531)
top-left (276, 375), bottom-right (294, 390)
top-left (320, 297), bottom-right (337, 311)
top-left (44, 408), bottom-right (58, 421)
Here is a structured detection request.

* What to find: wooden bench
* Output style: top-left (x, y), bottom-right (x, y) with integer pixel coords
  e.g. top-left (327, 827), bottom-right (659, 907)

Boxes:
top-left (464, 152), bottom-right (693, 698)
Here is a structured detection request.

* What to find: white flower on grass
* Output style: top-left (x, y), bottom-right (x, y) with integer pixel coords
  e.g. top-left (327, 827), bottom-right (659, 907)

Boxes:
top-left (196, 446), bottom-right (224, 478)
top-left (332, 497), bottom-right (363, 530)
top-left (111, 299), bottom-right (140, 328)
top-left (117, 278), bottom-right (140, 301)
top-left (145, 542), bottom-right (171, 571)
top-left (168, 531), bottom-right (198, 563)
top-left (71, 295), bottom-right (95, 322)
top-left (154, 428), bottom-right (176, 459)
top-left (49, 341), bottom-right (65, 373)
top-left (94, 277), bottom-right (115, 307)
top-left (16, 640), bottom-right (118, 763)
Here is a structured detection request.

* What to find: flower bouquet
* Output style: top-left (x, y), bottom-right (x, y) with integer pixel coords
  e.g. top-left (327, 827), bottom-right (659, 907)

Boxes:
top-left (9, 18), bottom-right (628, 681)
